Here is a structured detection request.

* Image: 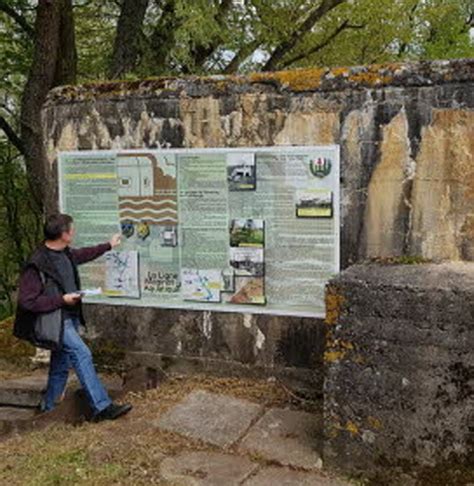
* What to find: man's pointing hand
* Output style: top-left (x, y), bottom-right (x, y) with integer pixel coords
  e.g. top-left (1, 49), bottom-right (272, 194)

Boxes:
top-left (109, 233), bottom-right (122, 248)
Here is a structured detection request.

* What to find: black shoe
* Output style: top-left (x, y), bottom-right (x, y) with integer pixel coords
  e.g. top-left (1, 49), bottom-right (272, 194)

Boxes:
top-left (92, 403), bottom-right (132, 422)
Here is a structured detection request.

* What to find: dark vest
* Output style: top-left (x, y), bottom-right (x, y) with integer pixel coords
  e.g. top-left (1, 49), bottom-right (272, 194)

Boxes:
top-left (14, 244), bottom-right (85, 347)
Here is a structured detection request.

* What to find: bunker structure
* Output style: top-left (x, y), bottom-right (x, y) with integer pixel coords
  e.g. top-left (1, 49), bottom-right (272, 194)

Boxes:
top-left (43, 58), bottom-right (474, 483)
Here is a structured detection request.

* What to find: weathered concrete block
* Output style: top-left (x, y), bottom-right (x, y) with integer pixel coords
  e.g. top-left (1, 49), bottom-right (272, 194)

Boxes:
top-left (323, 263), bottom-right (474, 483)
top-left (156, 390), bottom-right (263, 448)
top-left (0, 374), bottom-right (48, 407)
top-left (243, 466), bottom-right (349, 486)
top-left (0, 373), bottom-right (123, 415)
top-left (239, 408), bottom-right (323, 470)
top-left (160, 452), bottom-right (258, 486)
top-left (83, 304), bottom-right (325, 395)
top-left (0, 407), bottom-right (38, 437)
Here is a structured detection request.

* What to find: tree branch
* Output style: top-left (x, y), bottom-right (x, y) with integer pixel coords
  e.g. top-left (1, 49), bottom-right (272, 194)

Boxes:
top-left (397, 1), bottom-right (420, 57)
top-left (0, 115), bottom-right (24, 155)
top-left (263, 0), bottom-right (347, 71)
top-left (0, 0), bottom-right (34, 38)
top-left (280, 20), bottom-right (365, 68)
top-left (223, 39), bottom-right (261, 74)
top-left (183, 0), bottom-right (234, 73)
top-left (150, 0), bottom-right (181, 73)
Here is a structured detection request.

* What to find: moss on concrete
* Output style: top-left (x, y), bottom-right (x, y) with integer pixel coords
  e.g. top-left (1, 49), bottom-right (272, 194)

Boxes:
top-left (367, 255), bottom-right (431, 265)
top-left (85, 338), bottom-right (126, 373)
top-left (45, 59), bottom-right (474, 104)
top-left (324, 285), bottom-right (346, 327)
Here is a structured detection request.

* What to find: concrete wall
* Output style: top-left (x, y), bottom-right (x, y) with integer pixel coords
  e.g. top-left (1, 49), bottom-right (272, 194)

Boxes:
top-left (43, 58), bottom-right (474, 266)
top-left (324, 263), bottom-right (474, 484)
top-left (83, 305), bottom-right (324, 394)
top-left (42, 59), bottom-right (474, 390)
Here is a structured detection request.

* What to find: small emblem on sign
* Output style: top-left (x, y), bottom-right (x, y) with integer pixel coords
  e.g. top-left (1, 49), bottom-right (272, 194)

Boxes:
top-left (310, 157), bottom-right (332, 178)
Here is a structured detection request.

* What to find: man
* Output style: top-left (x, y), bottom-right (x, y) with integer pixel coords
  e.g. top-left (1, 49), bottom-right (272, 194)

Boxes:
top-left (14, 213), bottom-right (132, 422)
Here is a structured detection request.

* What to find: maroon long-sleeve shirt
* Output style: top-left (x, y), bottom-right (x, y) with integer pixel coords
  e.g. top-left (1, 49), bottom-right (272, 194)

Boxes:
top-left (18, 242), bottom-right (111, 314)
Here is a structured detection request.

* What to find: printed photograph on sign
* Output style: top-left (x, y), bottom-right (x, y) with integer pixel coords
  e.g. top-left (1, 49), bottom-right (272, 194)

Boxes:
top-left (224, 277), bottom-right (266, 305)
top-left (221, 269), bottom-right (235, 292)
top-left (181, 269), bottom-right (222, 303)
top-left (227, 153), bottom-right (256, 191)
top-left (104, 250), bottom-right (140, 298)
top-left (295, 189), bottom-right (333, 218)
top-left (157, 225), bottom-right (178, 247)
top-left (230, 247), bottom-right (264, 277)
top-left (230, 219), bottom-right (264, 247)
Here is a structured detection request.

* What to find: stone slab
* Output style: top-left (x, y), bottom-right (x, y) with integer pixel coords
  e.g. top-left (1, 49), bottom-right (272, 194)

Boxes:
top-left (243, 466), bottom-right (350, 486)
top-left (0, 406), bottom-right (38, 436)
top-left (239, 408), bottom-right (323, 470)
top-left (0, 406), bottom-right (37, 421)
top-left (156, 390), bottom-right (263, 448)
top-left (0, 374), bottom-right (48, 407)
top-left (160, 451), bottom-right (258, 486)
top-left (0, 373), bottom-right (122, 408)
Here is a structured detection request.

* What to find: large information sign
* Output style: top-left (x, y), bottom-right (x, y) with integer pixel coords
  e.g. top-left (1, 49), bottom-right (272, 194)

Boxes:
top-left (58, 147), bottom-right (339, 317)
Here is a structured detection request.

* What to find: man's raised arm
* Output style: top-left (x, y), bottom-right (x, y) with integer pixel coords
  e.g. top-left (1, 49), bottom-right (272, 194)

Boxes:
top-left (70, 234), bottom-right (121, 265)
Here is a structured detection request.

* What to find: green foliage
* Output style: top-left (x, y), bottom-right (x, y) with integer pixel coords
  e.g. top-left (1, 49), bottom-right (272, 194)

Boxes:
top-left (0, 1), bottom-right (33, 125)
top-left (0, 142), bottom-right (41, 319)
top-left (131, 0), bottom-right (473, 75)
top-left (67, 0), bottom-right (474, 79)
top-left (419, 0), bottom-right (474, 60)
top-left (2, 0), bottom-right (471, 84)
top-left (74, 0), bottom-right (120, 80)
top-left (0, 2), bottom-right (32, 87)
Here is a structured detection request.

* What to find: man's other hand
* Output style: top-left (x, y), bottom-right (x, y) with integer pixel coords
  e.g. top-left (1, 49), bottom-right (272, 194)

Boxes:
top-left (109, 233), bottom-right (121, 248)
top-left (63, 293), bottom-right (82, 305)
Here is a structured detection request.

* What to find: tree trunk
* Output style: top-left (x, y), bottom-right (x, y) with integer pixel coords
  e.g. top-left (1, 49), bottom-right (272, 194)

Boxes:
top-left (108, 0), bottom-right (150, 79)
top-left (150, 0), bottom-right (180, 74)
top-left (55, 1), bottom-right (77, 86)
top-left (263, 0), bottom-right (346, 71)
top-left (19, 0), bottom-right (76, 215)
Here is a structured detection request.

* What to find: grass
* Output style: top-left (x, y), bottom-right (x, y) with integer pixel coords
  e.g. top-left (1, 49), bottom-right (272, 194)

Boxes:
top-left (7, 444), bottom-right (125, 486)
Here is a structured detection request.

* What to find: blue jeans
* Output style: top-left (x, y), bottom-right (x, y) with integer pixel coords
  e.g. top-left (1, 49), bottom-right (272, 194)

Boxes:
top-left (42, 318), bottom-right (112, 414)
